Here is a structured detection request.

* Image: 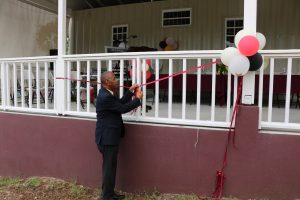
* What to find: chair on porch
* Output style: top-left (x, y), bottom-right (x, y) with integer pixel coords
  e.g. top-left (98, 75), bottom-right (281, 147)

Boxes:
top-left (70, 71), bottom-right (95, 110)
top-left (48, 71), bottom-right (55, 103)
top-left (23, 70), bottom-right (45, 107)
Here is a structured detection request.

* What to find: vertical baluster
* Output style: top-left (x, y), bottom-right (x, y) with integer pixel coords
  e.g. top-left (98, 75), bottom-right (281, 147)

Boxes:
top-left (44, 62), bottom-right (49, 109)
top-left (182, 59), bottom-right (187, 120)
top-left (87, 60), bottom-right (91, 112)
top-left (6, 63), bottom-right (10, 107)
top-left (108, 60), bottom-right (112, 71)
top-left (20, 63), bottom-right (25, 108)
top-left (285, 58), bottom-right (292, 123)
top-left (142, 59), bottom-right (146, 117)
top-left (67, 61), bottom-right (71, 111)
top-left (136, 58), bottom-right (141, 117)
top-left (211, 58), bottom-right (216, 121)
top-left (196, 58), bottom-right (202, 120)
top-left (168, 59), bottom-right (173, 119)
top-left (267, 58), bottom-right (275, 122)
top-left (97, 60), bottom-right (101, 95)
top-left (36, 62), bottom-right (40, 109)
top-left (13, 63), bottom-right (17, 107)
top-left (28, 63), bottom-right (32, 108)
top-left (155, 59), bottom-right (159, 118)
top-left (132, 59), bottom-right (136, 84)
top-left (119, 59), bottom-right (124, 98)
top-left (76, 61), bottom-right (80, 112)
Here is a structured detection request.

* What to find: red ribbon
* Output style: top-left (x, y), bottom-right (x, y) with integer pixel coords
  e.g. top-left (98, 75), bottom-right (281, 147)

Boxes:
top-left (212, 77), bottom-right (243, 200)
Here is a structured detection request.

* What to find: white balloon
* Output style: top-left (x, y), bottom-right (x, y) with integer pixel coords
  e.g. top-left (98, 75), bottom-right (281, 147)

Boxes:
top-left (234, 29), bottom-right (254, 47)
top-left (166, 37), bottom-right (175, 45)
top-left (221, 47), bottom-right (239, 66)
top-left (256, 32), bottom-right (266, 50)
top-left (228, 54), bottom-right (250, 76)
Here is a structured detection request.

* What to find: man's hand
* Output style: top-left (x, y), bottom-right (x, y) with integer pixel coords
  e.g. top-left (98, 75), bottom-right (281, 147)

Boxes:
top-left (129, 84), bottom-right (139, 92)
top-left (135, 87), bottom-right (143, 99)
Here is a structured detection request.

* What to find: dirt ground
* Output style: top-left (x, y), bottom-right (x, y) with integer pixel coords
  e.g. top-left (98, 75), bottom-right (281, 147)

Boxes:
top-left (0, 176), bottom-right (215, 200)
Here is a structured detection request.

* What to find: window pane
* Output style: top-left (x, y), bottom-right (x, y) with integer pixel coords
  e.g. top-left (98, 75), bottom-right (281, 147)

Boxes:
top-left (118, 27), bottom-right (122, 33)
top-left (227, 28), bottom-right (234, 35)
top-left (227, 20), bottom-right (234, 27)
top-left (117, 34), bottom-right (122, 40)
top-left (123, 27), bottom-right (127, 32)
top-left (123, 34), bottom-right (127, 40)
top-left (235, 20), bottom-right (243, 27)
top-left (183, 11), bottom-right (190, 17)
top-left (227, 36), bottom-right (234, 43)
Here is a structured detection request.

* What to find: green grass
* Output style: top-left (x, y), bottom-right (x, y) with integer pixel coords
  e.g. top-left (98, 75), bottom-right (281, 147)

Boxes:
top-left (24, 177), bottom-right (41, 188)
top-left (70, 183), bottom-right (87, 199)
top-left (0, 176), bottom-right (22, 187)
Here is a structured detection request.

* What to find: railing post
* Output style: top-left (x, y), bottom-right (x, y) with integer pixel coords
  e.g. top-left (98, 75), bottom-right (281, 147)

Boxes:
top-left (242, 0), bottom-right (257, 104)
top-left (56, 0), bottom-right (67, 115)
top-left (1, 62), bottom-right (7, 109)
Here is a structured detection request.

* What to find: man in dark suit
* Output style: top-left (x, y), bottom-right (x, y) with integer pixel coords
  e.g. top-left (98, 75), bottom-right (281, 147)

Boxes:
top-left (95, 71), bottom-right (143, 200)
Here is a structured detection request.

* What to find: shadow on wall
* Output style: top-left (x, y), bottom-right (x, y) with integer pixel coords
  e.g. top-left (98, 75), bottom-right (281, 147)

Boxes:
top-left (36, 19), bottom-right (58, 53)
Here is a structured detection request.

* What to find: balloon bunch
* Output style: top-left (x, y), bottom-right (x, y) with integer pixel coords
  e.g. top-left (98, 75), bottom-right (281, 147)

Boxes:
top-left (221, 30), bottom-right (266, 76)
top-left (159, 37), bottom-right (178, 51)
top-left (129, 59), bottom-right (152, 80)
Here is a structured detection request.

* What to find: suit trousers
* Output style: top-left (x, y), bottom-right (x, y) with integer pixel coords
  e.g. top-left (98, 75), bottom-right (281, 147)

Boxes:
top-left (98, 144), bottom-right (119, 200)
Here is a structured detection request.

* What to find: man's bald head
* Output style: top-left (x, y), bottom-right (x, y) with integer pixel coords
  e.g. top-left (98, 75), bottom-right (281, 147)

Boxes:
top-left (101, 71), bottom-right (118, 90)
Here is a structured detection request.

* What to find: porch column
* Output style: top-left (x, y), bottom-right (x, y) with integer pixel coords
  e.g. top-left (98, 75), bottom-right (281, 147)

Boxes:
top-left (242, 0), bottom-right (257, 104)
top-left (56, 0), bottom-right (67, 114)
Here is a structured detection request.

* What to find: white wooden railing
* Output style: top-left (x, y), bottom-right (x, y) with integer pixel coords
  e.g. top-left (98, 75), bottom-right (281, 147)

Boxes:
top-left (0, 50), bottom-right (300, 131)
top-left (0, 56), bottom-right (57, 114)
top-left (258, 50), bottom-right (300, 131)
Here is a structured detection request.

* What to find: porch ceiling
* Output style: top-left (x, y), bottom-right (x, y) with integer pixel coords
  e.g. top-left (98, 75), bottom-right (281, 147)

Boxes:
top-left (52, 0), bottom-right (165, 10)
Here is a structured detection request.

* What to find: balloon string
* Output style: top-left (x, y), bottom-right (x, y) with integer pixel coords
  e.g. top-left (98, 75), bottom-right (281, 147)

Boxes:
top-left (212, 77), bottom-right (243, 200)
top-left (55, 60), bottom-right (221, 88)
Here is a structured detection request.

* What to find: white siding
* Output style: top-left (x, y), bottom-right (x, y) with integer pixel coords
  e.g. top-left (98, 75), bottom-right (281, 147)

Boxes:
top-left (72, 0), bottom-right (300, 54)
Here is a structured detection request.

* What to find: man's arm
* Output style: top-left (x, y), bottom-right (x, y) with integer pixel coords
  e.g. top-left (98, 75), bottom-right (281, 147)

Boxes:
top-left (119, 84), bottom-right (140, 104)
top-left (119, 90), bottom-right (134, 104)
top-left (103, 95), bottom-right (141, 114)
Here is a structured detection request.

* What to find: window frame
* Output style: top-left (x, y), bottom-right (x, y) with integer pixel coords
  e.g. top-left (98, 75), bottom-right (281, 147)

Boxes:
top-left (224, 18), bottom-right (244, 47)
top-left (162, 8), bottom-right (192, 28)
top-left (111, 24), bottom-right (129, 46)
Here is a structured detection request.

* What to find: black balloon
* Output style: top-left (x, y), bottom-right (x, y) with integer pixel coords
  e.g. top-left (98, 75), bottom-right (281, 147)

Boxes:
top-left (159, 41), bottom-right (167, 49)
top-left (248, 53), bottom-right (263, 71)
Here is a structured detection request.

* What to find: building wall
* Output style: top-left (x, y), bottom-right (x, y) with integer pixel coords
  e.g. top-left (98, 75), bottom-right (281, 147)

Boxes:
top-left (0, 107), bottom-right (300, 200)
top-left (0, 0), bottom-right (58, 58)
top-left (72, 0), bottom-right (300, 54)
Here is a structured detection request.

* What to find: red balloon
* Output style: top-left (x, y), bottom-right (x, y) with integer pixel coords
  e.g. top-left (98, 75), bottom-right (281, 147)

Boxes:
top-left (146, 71), bottom-right (151, 80)
top-left (238, 35), bottom-right (259, 56)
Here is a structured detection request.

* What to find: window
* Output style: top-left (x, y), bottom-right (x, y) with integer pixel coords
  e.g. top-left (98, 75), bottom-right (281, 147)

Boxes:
top-left (225, 18), bottom-right (243, 47)
top-left (112, 25), bottom-right (128, 46)
top-left (162, 8), bottom-right (192, 27)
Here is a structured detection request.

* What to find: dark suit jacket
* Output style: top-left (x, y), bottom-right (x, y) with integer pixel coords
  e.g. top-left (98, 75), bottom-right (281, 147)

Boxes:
top-left (95, 88), bottom-right (141, 145)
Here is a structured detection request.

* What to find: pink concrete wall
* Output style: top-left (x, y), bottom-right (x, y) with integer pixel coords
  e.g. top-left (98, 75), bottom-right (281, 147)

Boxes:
top-left (0, 106), bottom-right (300, 200)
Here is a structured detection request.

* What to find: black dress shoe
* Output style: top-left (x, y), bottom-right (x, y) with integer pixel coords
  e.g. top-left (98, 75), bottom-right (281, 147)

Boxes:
top-left (113, 193), bottom-right (125, 200)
